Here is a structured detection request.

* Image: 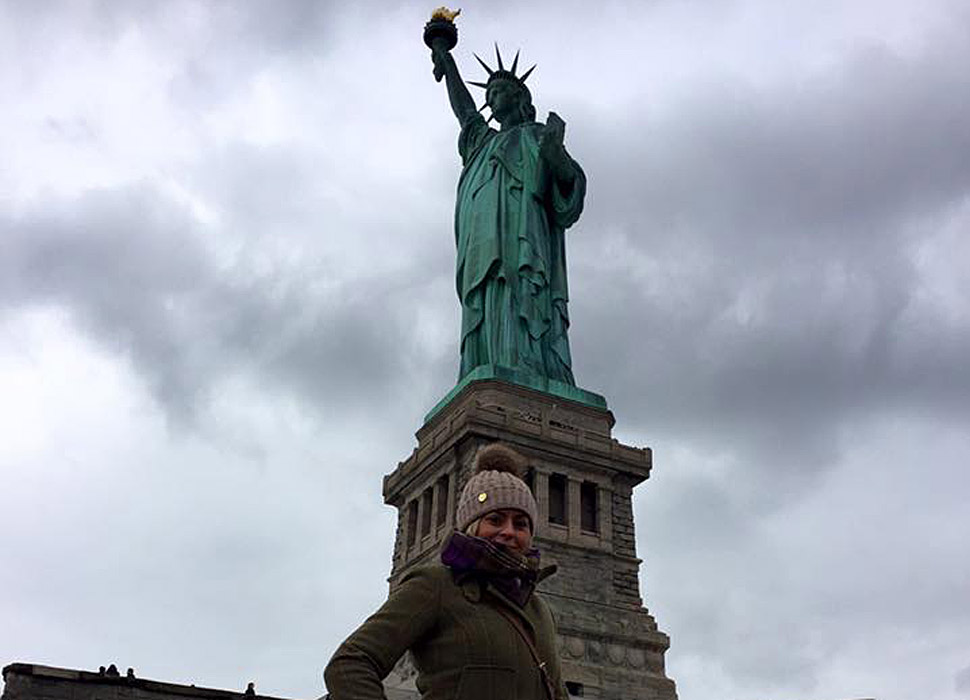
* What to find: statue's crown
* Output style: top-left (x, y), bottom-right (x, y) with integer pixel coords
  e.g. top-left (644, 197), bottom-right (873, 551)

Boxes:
top-left (467, 44), bottom-right (535, 92)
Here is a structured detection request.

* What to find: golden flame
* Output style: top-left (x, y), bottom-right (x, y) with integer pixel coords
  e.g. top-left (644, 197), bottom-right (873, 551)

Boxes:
top-left (430, 7), bottom-right (460, 22)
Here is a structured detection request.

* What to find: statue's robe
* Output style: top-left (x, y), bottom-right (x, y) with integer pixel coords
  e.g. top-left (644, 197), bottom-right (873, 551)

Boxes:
top-left (455, 115), bottom-right (586, 385)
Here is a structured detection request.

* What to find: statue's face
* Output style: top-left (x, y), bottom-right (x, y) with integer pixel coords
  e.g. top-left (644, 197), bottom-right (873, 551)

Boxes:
top-left (486, 80), bottom-right (521, 124)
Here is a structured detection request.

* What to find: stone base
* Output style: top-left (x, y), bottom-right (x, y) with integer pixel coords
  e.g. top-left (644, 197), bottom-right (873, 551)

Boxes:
top-left (383, 378), bottom-right (677, 700)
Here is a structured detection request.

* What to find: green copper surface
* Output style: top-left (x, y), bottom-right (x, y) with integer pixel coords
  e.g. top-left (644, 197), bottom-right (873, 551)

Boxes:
top-left (430, 33), bottom-right (588, 376)
top-left (427, 20), bottom-right (604, 419)
top-left (424, 364), bottom-right (608, 424)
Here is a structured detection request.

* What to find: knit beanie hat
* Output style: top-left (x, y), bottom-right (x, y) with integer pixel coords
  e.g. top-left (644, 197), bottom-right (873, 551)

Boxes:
top-left (455, 443), bottom-right (538, 532)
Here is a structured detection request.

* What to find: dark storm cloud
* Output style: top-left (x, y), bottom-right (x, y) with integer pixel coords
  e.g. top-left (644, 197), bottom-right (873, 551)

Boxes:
top-left (0, 183), bottom-right (430, 427)
top-left (3, 0), bottom-right (352, 115)
top-left (567, 23), bottom-right (970, 492)
top-left (639, 413), bottom-right (970, 695)
top-left (8, 0), bottom-right (343, 52)
top-left (956, 664), bottom-right (970, 693)
top-left (557, 23), bottom-right (970, 695)
top-left (574, 21), bottom-right (970, 258)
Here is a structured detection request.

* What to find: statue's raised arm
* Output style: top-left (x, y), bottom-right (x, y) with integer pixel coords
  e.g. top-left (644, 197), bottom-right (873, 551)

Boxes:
top-left (425, 9), bottom-right (478, 126)
top-left (423, 9), bottom-right (588, 389)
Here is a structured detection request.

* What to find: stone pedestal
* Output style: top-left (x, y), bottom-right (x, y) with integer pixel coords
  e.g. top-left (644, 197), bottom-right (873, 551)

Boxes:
top-left (382, 379), bottom-right (677, 700)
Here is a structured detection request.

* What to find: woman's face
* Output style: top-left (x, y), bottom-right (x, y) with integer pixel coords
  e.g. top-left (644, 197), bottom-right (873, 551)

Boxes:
top-left (477, 508), bottom-right (533, 553)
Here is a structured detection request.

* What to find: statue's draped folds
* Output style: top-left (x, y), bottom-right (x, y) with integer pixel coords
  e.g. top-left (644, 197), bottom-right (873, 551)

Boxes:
top-left (455, 114), bottom-right (586, 385)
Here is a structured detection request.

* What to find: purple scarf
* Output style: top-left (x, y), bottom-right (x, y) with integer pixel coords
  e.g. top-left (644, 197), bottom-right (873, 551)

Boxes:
top-left (441, 531), bottom-right (544, 607)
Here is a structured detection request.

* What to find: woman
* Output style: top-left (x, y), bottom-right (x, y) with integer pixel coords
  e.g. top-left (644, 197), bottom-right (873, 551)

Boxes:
top-left (324, 443), bottom-right (567, 700)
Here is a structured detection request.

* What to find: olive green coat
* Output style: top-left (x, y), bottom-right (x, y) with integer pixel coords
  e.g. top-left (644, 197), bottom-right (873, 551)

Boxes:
top-left (324, 564), bottom-right (567, 700)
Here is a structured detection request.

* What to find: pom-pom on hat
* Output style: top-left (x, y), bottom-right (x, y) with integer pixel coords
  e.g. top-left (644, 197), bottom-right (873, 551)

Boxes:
top-left (456, 443), bottom-right (538, 532)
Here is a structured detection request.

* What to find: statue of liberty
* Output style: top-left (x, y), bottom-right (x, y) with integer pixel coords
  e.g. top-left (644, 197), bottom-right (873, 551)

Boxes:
top-left (426, 11), bottom-right (587, 387)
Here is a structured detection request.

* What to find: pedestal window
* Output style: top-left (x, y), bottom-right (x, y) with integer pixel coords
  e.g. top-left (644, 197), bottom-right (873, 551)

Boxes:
top-left (406, 500), bottom-right (418, 548)
top-left (435, 474), bottom-right (450, 528)
top-left (549, 472), bottom-right (568, 525)
top-left (581, 481), bottom-right (599, 533)
top-left (420, 487), bottom-right (433, 536)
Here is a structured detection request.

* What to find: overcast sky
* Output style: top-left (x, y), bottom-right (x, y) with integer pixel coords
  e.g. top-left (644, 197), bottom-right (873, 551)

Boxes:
top-left (1, 2), bottom-right (968, 700)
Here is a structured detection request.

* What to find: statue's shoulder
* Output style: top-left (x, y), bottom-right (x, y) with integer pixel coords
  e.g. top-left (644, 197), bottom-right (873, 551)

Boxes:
top-left (459, 114), bottom-right (495, 162)
top-left (526, 120), bottom-right (547, 137)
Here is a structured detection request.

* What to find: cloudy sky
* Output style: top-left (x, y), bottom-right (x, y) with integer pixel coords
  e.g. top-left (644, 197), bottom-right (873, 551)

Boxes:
top-left (1, 1), bottom-right (968, 699)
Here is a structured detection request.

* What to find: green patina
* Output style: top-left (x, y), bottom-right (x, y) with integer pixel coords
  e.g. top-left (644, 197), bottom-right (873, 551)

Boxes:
top-left (425, 17), bottom-right (607, 419)
top-left (424, 364), bottom-right (608, 423)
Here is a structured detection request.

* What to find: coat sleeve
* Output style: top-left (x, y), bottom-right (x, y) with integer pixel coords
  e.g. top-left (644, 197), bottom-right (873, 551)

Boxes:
top-left (324, 567), bottom-right (442, 700)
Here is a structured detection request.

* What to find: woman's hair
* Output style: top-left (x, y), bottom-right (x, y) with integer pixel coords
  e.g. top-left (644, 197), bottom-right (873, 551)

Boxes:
top-left (464, 518), bottom-right (481, 537)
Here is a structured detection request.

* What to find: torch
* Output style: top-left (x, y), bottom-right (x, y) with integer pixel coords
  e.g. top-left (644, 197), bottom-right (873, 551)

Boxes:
top-left (424, 7), bottom-right (460, 82)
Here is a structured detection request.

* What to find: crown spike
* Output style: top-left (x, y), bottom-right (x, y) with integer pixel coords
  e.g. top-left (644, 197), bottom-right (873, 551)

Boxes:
top-left (467, 80), bottom-right (489, 89)
top-left (510, 50), bottom-right (520, 76)
top-left (473, 53), bottom-right (494, 76)
top-left (519, 64), bottom-right (536, 83)
top-left (478, 102), bottom-right (489, 112)
top-left (494, 43), bottom-right (504, 72)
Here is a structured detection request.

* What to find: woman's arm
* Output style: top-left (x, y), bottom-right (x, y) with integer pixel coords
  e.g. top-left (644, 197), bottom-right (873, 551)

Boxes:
top-left (324, 568), bottom-right (441, 700)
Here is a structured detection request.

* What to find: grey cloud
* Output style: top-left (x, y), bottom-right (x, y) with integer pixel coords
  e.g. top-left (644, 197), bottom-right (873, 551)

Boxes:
top-left (564, 26), bottom-right (970, 505)
top-left (3, 1), bottom-right (349, 115)
top-left (561, 25), bottom-right (970, 695)
top-left (9, 0), bottom-right (342, 52)
top-left (956, 664), bottom-right (970, 694)
top-left (0, 183), bottom-right (429, 428)
top-left (571, 239), bottom-right (967, 506)
top-left (582, 26), bottom-right (970, 247)
top-left (637, 409), bottom-right (970, 698)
